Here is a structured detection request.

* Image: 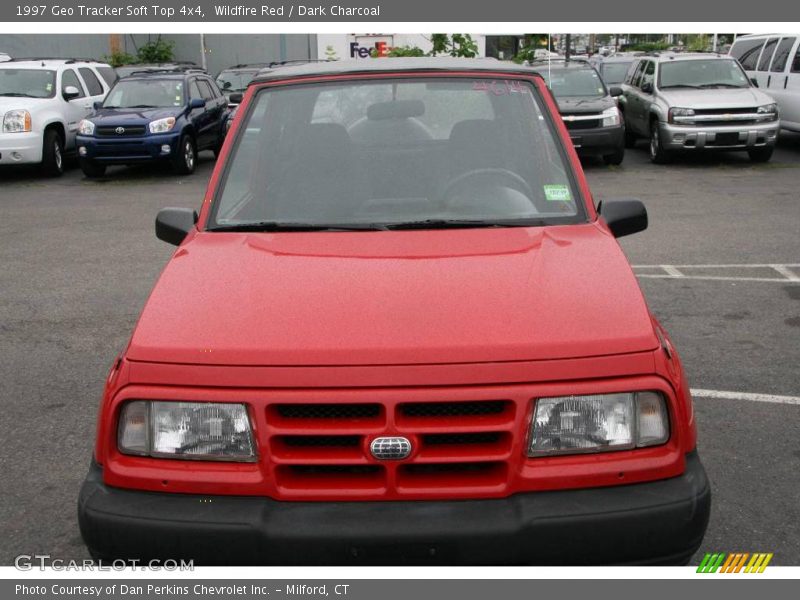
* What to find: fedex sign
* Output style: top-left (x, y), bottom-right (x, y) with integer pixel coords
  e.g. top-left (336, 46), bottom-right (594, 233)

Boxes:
top-left (350, 41), bottom-right (392, 58)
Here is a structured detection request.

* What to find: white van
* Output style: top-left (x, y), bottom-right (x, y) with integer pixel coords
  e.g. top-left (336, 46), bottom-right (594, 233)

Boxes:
top-left (730, 34), bottom-right (800, 132)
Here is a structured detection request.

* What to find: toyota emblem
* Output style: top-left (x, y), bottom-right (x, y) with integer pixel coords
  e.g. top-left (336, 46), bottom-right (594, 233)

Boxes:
top-left (370, 436), bottom-right (412, 460)
top-left (115, 127), bottom-right (125, 134)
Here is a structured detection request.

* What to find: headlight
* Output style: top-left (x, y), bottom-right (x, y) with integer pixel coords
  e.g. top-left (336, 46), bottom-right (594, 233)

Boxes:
top-left (78, 119), bottom-right (95, 136)
top-left (527, 391), bottom-right (669, 457)
top-left (601, 106), bottom-right (621, 127)
top-left (148, 117), bottom-right (176, 134)
top-left (118, 401), bottom-right (256, 461)
top-left (3, 109), bottom-right (31, 133)
top-left (668, 107), bottom-right (695, 124)
top-left (757, 103), bottom-right (778, 121)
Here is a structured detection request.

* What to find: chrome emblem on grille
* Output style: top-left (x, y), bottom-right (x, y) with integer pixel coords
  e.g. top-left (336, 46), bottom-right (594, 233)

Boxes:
top-left (370, 436), bottom-right (412, 460)
top-left (115, 127), bottom-right (125, 134)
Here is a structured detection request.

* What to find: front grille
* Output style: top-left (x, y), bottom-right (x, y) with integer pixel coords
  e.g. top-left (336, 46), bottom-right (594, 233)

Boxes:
top-left (275, 403), bottom-right (381, 419)
top-left (96, 125), bottom-right (147, 137)
top-left (267, 399), bottom-right (517, 498)
top-left (400, 400), bottom-right (508, 418)
top-left (564, 119), bottom-right (602, 130)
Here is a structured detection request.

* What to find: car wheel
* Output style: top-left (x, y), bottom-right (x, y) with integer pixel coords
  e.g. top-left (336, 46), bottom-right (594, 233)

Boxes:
top-left (603, 146), bottom-right (625, 166)
top-left (748, 146), bottom-right (774, 163)
top-left (79, 159), bottom-right (106, 178)
top-left (41, 129), bottom-right (64, 177)
top-left (172, 134), bottom-right (197, 175)
top-left (649, 121), bottom-right (670, 164)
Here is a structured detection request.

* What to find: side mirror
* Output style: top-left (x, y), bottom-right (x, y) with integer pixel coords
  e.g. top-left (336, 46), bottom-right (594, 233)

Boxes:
top-left (228, 92), bottom-right (243, 105)
top-left (749, 77), bottom-right (759, 87)
top-left (640, 82), bottom-right (653, 94)
top-left (63, 85), bottom-right (81, 100)
top-left (598, 199), bottom-right (648, 238)
top-left (190, 97), bottom-right (206, 109)
top-left (156, 207), bottom-right (198, 246)
top-left (609, 86), bottom-right (623, 97)
top-left (92, 100), bottom-right (103, 110)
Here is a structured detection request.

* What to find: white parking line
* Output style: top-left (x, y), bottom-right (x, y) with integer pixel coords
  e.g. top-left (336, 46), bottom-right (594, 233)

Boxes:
top-left (691, 388), bottom-right (800, 406)
top-left (633, 263), bottom-right (800, 283)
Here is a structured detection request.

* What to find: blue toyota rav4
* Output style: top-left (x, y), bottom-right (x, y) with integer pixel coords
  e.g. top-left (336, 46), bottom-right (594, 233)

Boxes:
top-left (76, 69), bottom-right (228, 177)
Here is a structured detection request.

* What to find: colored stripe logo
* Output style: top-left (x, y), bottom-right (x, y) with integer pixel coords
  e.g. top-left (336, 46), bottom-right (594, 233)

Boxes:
top-left (697, 553), bottom-right (773, 573)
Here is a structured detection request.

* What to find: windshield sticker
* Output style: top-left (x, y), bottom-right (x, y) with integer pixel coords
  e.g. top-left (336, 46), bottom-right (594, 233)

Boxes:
top-left (46, 83), bottom-right (53, 92)
top-left (544, 184), bottom-right (572, 202)
top-left (472, 79), bottom-right (525, 96)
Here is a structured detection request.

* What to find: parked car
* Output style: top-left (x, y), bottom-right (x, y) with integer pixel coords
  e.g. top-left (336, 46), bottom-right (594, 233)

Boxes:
top-left (729, 34), bottom-right (800, 132)
top-left (595, 54), bottom-right (638, 87)
top-left (0, 58), bottom-right (114, 175)
top-left (115, 62), bottom-right (204, 78)
top-left (530, 59), bottom-right (625, 165)
top-left (78, 58), bottom-right (710, 566)
top-left (215, 63), bottom-right (269, 105)
top-left (76, 69), bottom-right (228, 176)
top-left (620, 53), bottom-right (780, 163)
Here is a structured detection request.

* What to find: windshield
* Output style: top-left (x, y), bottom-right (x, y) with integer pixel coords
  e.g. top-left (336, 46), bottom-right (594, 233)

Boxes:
top-left (210, 77), bottom-right (584, 231)
top-left (0, 69), bottom-right (56, 98)
top-left (601, 62), bottom-right (632, 85)
top-left (658, 59), bottom-right (750, 89)
top-left (103, 79), bottom-right (184, 108)
top-left (216, 71), bottom-right (256, 94)
top-left (538, 67), bottom-right (606, 98)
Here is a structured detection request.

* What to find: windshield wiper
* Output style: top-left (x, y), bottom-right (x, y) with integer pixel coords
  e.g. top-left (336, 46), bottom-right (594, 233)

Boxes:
top-left (124, 104), bottom-right (159, 108)
top-left (385, 218), bottom-right (545, 230)
top-left (659, 84), bottom-right (701, 89)
top-left (699, 83), bottom-right (746, 88)
top-left (208, 221), bottom-right (389, 232)
top-left (0, 92), bottom-right (37, 97)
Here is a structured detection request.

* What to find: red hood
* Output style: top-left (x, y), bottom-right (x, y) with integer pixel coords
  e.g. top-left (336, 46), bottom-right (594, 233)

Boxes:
top-left (127, 223), bottom-right (658, 366)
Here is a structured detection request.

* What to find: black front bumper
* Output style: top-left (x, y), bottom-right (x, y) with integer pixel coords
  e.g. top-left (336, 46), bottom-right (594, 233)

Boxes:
top-left (569, 124), bottom-right (624, 156)
top-left (78, 452), bottom-right (710, 565)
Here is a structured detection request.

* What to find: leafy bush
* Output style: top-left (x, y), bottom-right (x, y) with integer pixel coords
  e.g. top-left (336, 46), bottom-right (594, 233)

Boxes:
top-left (136, 38), bottom-right (175, 63)
top-left (429, 34), bottom-right (479, 58)
top-left (102, 50), bottom-right (137, 68)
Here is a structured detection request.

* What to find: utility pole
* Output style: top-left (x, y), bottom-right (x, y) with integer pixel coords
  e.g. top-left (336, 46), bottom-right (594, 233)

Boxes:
top-left (199, 33), bottom-right (207, 71)
top-left (565, 33), bottom-right (571, 60)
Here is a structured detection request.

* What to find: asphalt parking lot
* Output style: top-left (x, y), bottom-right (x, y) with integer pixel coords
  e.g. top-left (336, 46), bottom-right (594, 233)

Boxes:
top-left (1, 134), bottom-right (799, 566)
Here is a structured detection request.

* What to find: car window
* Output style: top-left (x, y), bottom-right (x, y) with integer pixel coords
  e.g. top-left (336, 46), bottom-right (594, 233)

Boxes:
top-left (212, 78), bottom-right (585, 230)
top-left (731, 37), bottom-right (766, 71)
top-left (189, 80), bottom-right (203, 101)
top-left (79, 67), bottom-right (104, 96)
top-left (61, 69), bottom-right (86, 98)
top-left (96, 66), bottom-right (119, 87)
top-left (770, 38), bottom-right (796, 73)
top-left (757, 37), bottom-right (779, 72)
top-left (641, 61), bottom-right (655, 90)
top-left (601, 62), bottom-right (632, 86)
top-left (198, 80), bottom-right (215, 100)
top-left (659, 59), bottom-right (749, 89)
top-left (103, 79), bottom-right (184, 108)
top-left (537, 67), bottom-right (607, 98)
top-left (792, 43), bottom-right (800, 73)
top-left (630, 60), bottom-right (646, 87)
top-left (0, 68), bottom-right (56, 99)
top-left (216, 70), bottom-right (256, 93)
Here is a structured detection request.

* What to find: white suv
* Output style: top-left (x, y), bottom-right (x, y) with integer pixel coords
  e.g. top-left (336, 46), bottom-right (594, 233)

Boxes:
top-left (0, 59), bottom-right (116, 175)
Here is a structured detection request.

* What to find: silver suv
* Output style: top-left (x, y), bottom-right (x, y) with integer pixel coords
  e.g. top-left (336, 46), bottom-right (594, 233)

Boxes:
top-left (0, 58), bottom-right (116, 175)
top-left (620, 53), bottom-right (780, 163)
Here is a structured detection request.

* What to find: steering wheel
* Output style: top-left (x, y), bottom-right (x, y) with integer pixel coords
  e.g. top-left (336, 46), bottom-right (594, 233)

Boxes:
top-left (439, 168), bottom-right (534, 210)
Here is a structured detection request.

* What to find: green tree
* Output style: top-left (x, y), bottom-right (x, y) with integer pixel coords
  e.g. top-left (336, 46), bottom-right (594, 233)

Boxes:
top-left (136, 38), bottom-right (175, 63)
top-left (102, 50), bottom-right (137, 68)
top-left (429, 34), bottom-right (479, 58)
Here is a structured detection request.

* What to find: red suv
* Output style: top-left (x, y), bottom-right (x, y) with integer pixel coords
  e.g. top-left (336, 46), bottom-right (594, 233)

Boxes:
top-left (78, 58), bottom-right (710, 565)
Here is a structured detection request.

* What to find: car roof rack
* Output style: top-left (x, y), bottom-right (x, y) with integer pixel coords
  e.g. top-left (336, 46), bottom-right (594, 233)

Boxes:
top-left (224, 62), bottom-right (273, 70)
top-left (124, 67), bottom-right (207, 77)
top-left (8, 57), bottom-right (101, 64)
